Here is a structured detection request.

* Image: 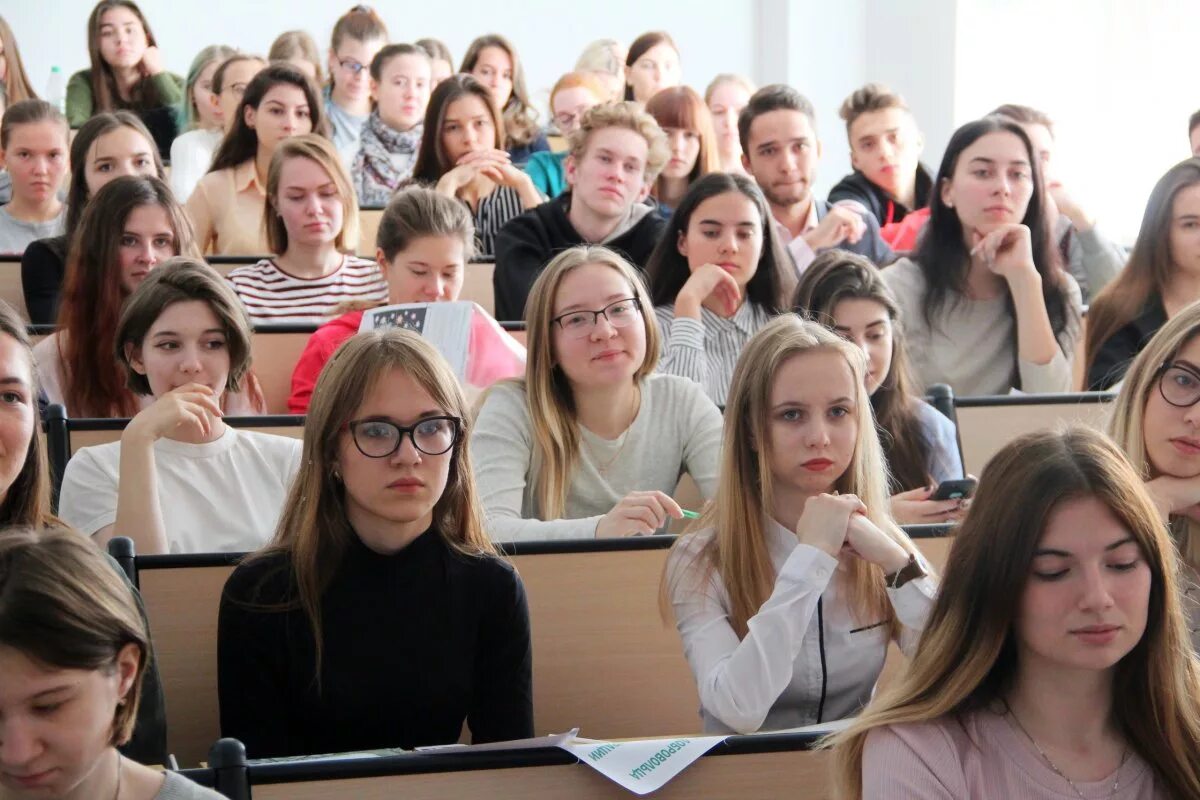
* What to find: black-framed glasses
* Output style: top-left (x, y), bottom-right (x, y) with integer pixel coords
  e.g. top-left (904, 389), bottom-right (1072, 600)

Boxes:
top-left (1158, 361), bottom-right (1200, 408)
top-left (337, 57), bottom-right (367, 76)
top-left (552, 297), bottom-right (643, 340)
top-left (346, 416), bottom-right (461, 458)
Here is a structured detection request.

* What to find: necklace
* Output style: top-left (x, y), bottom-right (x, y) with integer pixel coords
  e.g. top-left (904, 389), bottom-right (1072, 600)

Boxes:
top-left (1003, 700), bottom-right (1126, 799)
top-left (581, 387), bottom-right (640, 477)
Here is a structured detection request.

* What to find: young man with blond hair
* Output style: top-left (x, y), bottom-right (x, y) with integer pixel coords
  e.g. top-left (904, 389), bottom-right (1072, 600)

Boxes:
top-left (493, 102), bottom-right (670, 320)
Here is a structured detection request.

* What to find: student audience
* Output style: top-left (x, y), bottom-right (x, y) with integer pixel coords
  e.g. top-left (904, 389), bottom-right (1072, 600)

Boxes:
top-left (832, 427), bottom-right (1200, 799)
top-left (168, 45), bottom-right (236, 202)
top-left (186, 63), bottom-right (320, 255)
top-left (219, 328), bottom-right (532, 758)
top-left (289, 186), bottom-right (523, 413)
top-left (883, 116), bottom-right (1082, 396)
top-left (67, 1), bottom-right (183, 157)
top-left (705, 73), bottom-right (754, 176)
top-left (738, 84), bottom-right (892, 270)
top-left (408, 74), bottom-right (542, 258)
top-left (829, 84), bottom-right (931, 250)
top-left (493, 101), bottom-right (668, 321)
top-left (665, 315), bottom-right (935, 734)
top-left (351, 44), bottom-right (432, 207)
top-left (228, 134), bottom-right (383, 324)
top-left (415, 37), bottom-right (454, 87)
top-left (574, 38), bottom-right (626, 102)
top-left (0, 100), bottom-right (68, 255)
top-left (793, 250), bottom-right (965, 524)
top-left (34, 175), bottom-right (195, 416)
top-left (647, 173), bottom-right (794, 406)
top-left (993, 103), bottom-right (1127, 302)
top-left (523, 71), bottom-right (605, 198)
top-left (624, 31), bottom-right (680, 104)
top-left (472, 245), bottom-right (723, 542)
top-left (1108, 304), bottom-right (1200, 651)
top-left (21, 111), bottom-right (162, 323)
top-left (461, 34), bottom-right (548, 166)
top-left (0, 15), bottom-right (37, 104)
top-left (644, 86), bottom-right (718, 213)
top-left (1085, 158), bottom-right (1200, 390)
top-left (268, 30), bottom-right (323, 84)
top-left (0, 528), bottom-right (226, 799)
top-left (59, 259), bottom-right (294, 555)
top-left (323, 5), bottom-right (387, 167)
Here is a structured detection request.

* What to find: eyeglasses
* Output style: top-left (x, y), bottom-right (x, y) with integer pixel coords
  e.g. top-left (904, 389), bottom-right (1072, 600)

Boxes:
top-left (1158, 361), bottom-right (1200, 408)
top-left (337, 57), bottom-right (367, 76)
top-left (552, 297), bottom-right (643, 340)
top-left (346, 416), bottom-right (461, 458)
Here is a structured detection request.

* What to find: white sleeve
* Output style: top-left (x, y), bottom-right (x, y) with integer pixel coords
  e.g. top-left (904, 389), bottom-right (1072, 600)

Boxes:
top-left (667, 539), bottom-right (838, 734)
top-left (58, 447), bottom-right (119, 536)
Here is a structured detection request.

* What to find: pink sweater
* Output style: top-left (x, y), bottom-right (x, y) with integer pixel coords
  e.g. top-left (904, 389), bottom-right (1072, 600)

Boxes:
top-left (862, 708), bottom-right (1167, 799)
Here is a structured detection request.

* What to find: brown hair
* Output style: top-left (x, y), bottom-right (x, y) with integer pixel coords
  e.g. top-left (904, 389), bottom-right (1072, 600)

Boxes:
top-left (828, 427), bottom-right (1200, 799)
top-left (644, 86), bottom-right (719, 199)
top-left (0, 301), bottom-right (53, 529)
top-left (369, 43), bottom-right (429, 83)
top-left (1085, 158), bottom-right (1200, 388)
top-left (64, 111), bottom-right (163, 239)
top-left (838, 82), bottom-right (911, 142)
top-left (415, 38), bottom-right (452, 66)
top-left (264, 133), bottom-right (360, 255)
top-left (376, 185), bottom-right (475, 262)
top-left (182, 45), bottom-right (237, 129)
top-left (85, 1), bottom-right (168, 112)
top-left (1190, 110), bottom-right (1200, 138)
top-left (991, 103), bottom-right (1054, 136)
top-left (0, 98), bottom-right (68, 149)
top-left (408, 74), bottom-right (505, 184)
top-left (269, 30), bottom-right (323, 84)
top-left (459, 34), bottom-right (540, 149)
top-left (566, 101), bottom-right (669, 183)
top-left (623, 31), bottom-right (678, 101)
top-left (57, 176), bottom-right (197, 417)
top-left (0, 15), bottom-right (37, 103)
top-left (0, 527), bottom-right (151, 746)
top-left (115, 257), bottom-right (253, 396)
top-left (328, 5), bottom-right (388, 92)
top-left (246, 328), bottom-right (497, 675)
top-left (549, 71), bottom-right (606, 114)
top-left (210, 53), bottom-right (265, 95)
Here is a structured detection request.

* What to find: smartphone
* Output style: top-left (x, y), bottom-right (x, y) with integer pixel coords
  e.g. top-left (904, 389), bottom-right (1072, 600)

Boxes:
top-left (930, 478), bottom-right (977, 501)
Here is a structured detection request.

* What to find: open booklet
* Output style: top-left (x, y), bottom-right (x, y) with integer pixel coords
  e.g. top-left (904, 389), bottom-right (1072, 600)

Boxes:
top-left (358, 301), bottom-right (525, 387)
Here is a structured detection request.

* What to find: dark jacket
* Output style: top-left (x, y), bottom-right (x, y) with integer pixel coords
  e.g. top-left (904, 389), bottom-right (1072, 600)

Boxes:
top-left (21, 234), bottom-right (68, 325)
top-left (812, 198), bottom-right (894, 266)
top-left (828, 164), bottom-right (935, 228)
top-left (493, 192), bottom-right (667, 321)
top-left (1087, 297), bottom-right (1167, 391)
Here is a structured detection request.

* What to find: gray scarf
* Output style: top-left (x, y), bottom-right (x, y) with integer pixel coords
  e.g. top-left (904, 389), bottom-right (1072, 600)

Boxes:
top-left (352, 111), bottom-right (423, 207)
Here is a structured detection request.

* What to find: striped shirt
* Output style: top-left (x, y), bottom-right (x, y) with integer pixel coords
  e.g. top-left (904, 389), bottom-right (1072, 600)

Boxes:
top-left (655, 301), bottom-right (774, 407)
top-left (227, 255), bottom-right (387, 325)
top-left (469, 185), bottom-right (526, 257)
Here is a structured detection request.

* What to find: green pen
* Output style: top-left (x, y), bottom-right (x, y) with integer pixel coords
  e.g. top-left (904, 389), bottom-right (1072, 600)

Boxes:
top-left (680, 509), bottom-right (701, 519)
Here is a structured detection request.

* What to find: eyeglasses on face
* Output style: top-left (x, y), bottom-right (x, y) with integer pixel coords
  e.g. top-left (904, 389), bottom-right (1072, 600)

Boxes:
top-left (551, 297), bottom-right (642, 340)
top-left (338, 57), bottom-right (367, 76)
top-left (1158, 361), bottom-right (1200, 408)
top-left (346, 415), bottom-right (461, 458)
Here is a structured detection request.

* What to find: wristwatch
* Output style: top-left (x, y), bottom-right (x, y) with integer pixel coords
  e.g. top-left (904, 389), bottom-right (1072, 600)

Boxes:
top-left (884, 553), bottom-right (926, 589)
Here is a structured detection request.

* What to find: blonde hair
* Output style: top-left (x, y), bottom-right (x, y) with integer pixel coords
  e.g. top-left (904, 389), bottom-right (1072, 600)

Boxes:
top-left (1109, 301), bottom-right (1200, 567)
top-left (703, 73), bottom-right (755, 105)
top-left (264, 133), bottom-right (360, 254)
top-left (664, 315), bottom-right (917, 638)
top-left (509, 245), bottom-right (660, 519)
top-left (567, 101), bottom-right (670, 183)
top-left (248, 328), bottom-right (496, 675)
top-left (827, 427), bottom-right (1200, 799)
top-left (269, 30), bottom-right (323, 84)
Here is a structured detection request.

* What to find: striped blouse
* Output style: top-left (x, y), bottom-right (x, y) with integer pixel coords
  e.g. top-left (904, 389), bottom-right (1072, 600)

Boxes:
top-left (654, 301), bottom-right (774, 407)
top-left (469, 185), bottom-right (527, 258)
top-left (227, 255), bottom-right (387, 325)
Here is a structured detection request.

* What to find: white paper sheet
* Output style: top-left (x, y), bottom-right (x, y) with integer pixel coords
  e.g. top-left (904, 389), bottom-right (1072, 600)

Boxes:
top-left (558, 734), bottom-right (726, 795)
top-left (359, 301), bottom-right (474, 378)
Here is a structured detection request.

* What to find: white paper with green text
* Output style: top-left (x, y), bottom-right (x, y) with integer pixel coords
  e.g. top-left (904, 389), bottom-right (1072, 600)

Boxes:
top-left (558, 734), bottom-right (726, 795)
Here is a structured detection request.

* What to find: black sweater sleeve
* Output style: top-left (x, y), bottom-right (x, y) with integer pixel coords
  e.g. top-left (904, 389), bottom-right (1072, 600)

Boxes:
top-left (1087, 321), bottom-right (1145, 391)
top-left (217, 558), bottom-right (298, 759)
top-left (468, 561), bottom-right (533, 743)
top-left (20, 238), bottom-right (67, 325)
top-left (493, 212), bottom-right (550, 322)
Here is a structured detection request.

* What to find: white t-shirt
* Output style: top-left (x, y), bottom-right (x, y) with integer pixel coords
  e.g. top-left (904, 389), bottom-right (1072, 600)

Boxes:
top-left (58, 426), bottom-right (302, 553)
top-left (169, 128), bottom-right (222, 203)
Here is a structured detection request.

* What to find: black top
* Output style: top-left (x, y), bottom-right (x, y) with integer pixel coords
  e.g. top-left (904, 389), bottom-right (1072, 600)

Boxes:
top-left (21, 234), bottom-right (68, 325)
top-left (1087, 297), bottom-right (1168, 391)
top-left (217, 527), bottom-right (533, 759)
top-left (827, 164), bottom-right (935, 228)
top-left (506, 131), bottom-right (551, 168)
top-left (492, 192), bottom-right (668, 321)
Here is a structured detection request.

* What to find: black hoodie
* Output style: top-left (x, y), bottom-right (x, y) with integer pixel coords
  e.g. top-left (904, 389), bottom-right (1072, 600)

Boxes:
top-left (493, 193), bottom-right (667, 322)
top-left (828, 164), bottom-right (935, 228)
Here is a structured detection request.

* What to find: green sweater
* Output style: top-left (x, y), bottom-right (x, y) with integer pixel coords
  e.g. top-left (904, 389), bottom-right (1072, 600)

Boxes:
top-left (65, 68), bottom-right (184, 126)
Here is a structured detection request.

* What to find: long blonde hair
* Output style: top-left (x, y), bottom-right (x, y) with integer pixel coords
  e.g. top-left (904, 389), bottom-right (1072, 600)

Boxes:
top-left (513, 245), bottom-right (661, 519)
top-left (249, 328), bottom-right (496, 675)
top-left (1109, 301), bottom-right (1200, 567)
top-left (666, 315), bottom-right (918, 638)
top-left (827, 428), bottom-right (1200, 800)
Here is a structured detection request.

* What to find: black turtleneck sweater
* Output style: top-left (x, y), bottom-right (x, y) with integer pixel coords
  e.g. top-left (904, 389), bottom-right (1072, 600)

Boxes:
top-left (217, 528), bottom-right (532, 759)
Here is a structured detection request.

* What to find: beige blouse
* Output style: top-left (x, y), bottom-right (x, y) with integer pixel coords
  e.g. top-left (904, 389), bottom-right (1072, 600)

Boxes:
top-left (185, 160), bottom-right (270, 256)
